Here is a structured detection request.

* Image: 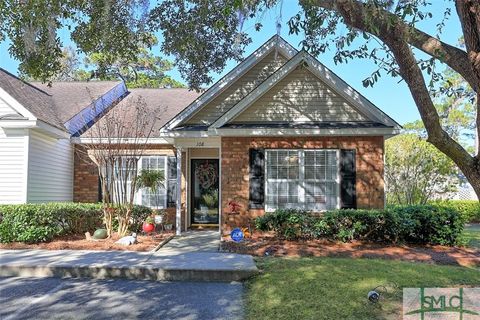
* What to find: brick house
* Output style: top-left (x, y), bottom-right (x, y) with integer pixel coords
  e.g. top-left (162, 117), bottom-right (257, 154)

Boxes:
top-left (0, 36), bottom-right (401, 235)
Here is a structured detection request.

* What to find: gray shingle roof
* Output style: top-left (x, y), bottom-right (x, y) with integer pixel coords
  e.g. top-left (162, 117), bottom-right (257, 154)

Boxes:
top-left (31, 81), bottom-right (121, 123)
top-left (0, 68), bottom-right (65, 130)
top-left (81, 88), bottom-right (201, 137)
top-left (0, 68), bottom-right (200, 136)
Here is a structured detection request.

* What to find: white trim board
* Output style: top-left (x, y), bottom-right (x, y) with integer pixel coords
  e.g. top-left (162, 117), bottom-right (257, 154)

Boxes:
top-left (209, 50), bottom-right (402, 130)
top-left (0, 87), bottom-right (37, 120)
top-left (161, 35), bottom-right (298, 132)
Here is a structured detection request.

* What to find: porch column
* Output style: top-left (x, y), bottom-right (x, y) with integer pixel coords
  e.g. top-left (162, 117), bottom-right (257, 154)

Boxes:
top-left (176, 147), bottom-right (182, 235)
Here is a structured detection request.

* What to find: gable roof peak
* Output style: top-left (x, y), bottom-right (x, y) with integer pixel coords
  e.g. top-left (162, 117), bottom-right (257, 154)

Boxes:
top-left (162, 35), bottom-right (299, 131)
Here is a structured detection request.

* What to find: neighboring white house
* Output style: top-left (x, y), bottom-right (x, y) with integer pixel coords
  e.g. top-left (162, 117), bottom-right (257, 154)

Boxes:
top-left (0, 69), bottom-right (125, 204)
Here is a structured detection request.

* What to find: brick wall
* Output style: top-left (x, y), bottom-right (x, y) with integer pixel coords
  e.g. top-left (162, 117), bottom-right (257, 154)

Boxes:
top-left (73, 145), bottom-right (99, 203)
top-left (220, 136), bottom-right (385, 233)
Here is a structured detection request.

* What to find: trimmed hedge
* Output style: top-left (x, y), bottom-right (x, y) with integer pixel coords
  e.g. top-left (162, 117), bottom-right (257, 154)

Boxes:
top-left (0, 203), bottom-right (152, 243)
top-left (428, 200), bottom-right (480, 223)
top-left (255, 205), bottom-right (465, 246)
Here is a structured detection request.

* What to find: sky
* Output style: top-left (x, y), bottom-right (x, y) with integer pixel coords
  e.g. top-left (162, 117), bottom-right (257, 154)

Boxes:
top-left (0, 1), bottom-right (463, 126)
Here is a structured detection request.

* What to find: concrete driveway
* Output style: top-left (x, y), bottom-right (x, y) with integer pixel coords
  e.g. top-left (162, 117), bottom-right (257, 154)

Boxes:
top-left (0, 277), bottom-right (244, 320)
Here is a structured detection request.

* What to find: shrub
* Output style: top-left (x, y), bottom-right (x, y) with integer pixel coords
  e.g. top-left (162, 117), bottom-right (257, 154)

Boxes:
top-left (255, 209), bottom-right (309, 240)
top-left (429, 200), bottom-right (480, 223)
top-left (0, 203), bottom-right (151, 243)
top-left (254, 205), bottom-right (464, 246)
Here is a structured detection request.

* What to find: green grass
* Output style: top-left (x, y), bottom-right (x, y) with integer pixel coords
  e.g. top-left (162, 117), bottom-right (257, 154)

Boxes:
top-left (245, 257), bottom-right (479, 320)
top-left (463, 224), bottom-right (480, 249)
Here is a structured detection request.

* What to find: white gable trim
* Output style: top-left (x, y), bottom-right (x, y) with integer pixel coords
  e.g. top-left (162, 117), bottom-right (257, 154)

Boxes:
top-left (161, 35), bottom-right (298, 132)
top-left (209, 51), bottom-right (401, 130)
top-left (0, 119), bottom-right (70, 138)
top-left (0, 87), bottom-right (37, 120)
top-left (213, 127), bottom-right (401, 137)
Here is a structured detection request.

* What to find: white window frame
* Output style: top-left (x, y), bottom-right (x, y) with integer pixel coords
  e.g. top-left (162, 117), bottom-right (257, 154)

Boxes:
top-left (135, 155), bottom-right (169, 209)
top-left (264, 149), bottom-right (340, 212)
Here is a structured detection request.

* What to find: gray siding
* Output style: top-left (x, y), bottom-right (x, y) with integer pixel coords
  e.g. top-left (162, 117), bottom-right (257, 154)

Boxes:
top-left (185, 51), bottom-right (287, 125)
top-left (231, 67), bottom-right (369, 123)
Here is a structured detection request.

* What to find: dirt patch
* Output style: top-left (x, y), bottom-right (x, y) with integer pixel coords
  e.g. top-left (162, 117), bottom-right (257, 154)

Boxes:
top-left (220, 234), bottom-right (480, 267)
top-left (0, 232), bottom-right (174, 252)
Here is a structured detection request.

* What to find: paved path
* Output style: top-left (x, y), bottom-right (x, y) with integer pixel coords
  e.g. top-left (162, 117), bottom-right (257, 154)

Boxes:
top-left (0, 276), bottom-right (244, 320)
top-left (158, 230), bottom-right (220, 254)
top-left (0, 231), bottom-right (258, 282)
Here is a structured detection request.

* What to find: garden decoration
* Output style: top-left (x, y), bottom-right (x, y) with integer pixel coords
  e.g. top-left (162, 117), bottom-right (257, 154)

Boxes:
top-left (115, 233), bottom-right (137, 246)
top-left (228, 200), bottom-right (242, 214)
top-left (230, 228), bottom-right (244, 242)
top-left (142, 217), bottom-right (155, 234)
top-left (93, 228), bottom-right (108, 239)
top-left (195, 161), bottom-right (217, 189)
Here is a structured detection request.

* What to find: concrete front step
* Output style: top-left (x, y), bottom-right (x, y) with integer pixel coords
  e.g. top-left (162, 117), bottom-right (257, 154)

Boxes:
top-left (0, 249), bottom-right (258, 282)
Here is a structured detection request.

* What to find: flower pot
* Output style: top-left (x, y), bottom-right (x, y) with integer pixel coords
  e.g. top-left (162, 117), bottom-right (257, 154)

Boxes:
top-left (164, 224), bottom-right (173, 231)
top-left (142, 223), bottom-right (155, 233)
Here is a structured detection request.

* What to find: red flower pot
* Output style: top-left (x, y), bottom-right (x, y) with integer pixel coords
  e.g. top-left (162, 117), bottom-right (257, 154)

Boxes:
top-left (142, 223), bottom-right (155, 233)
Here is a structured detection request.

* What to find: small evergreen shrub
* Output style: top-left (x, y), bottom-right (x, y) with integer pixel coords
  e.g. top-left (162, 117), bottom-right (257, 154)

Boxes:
top-left (0, 203), bottom-right (151, 243)
top-left (429, 200), bottom-right (480, 223)
top-left (255, 205), bottom-right (464, 246)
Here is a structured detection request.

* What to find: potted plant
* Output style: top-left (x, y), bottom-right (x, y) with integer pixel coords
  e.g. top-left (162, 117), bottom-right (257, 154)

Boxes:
top-left (135, 169), bottom-right (165, 213)
top-left (142, 216), bottom-right (155, 233)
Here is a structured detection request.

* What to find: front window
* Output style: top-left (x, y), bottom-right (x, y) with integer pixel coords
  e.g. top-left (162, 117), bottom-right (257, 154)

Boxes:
top-left (139, 156), bottom-right (167, 208)
top-left (108, 155), bottom-right (177, 209)
top-left (265, 149), bottom-right (339, 211)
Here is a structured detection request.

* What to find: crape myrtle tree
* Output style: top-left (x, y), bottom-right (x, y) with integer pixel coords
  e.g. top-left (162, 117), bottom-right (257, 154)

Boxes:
top-left (1, 0), bottom-right (479, 197)
top-left (385, 134), bottom-right (459, 205)
top-left (77, 95), bottom-right (157, 237)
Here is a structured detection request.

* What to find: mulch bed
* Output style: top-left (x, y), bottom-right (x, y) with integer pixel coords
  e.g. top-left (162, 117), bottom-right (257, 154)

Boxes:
top-left (220, 234), bottom-right (480, 267)
top-left (0, 232), bottom-right (174, 252)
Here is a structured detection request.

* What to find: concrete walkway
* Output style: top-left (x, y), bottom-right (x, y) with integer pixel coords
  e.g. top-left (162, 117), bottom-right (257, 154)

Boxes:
top-left (0, 231), bottom-right (258, 282)
top-left (158, 230), bottom-right (220, 254)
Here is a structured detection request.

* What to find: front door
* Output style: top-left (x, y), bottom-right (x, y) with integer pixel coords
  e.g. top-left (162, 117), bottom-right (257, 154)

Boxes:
top-left (190, 159), bottom-right (219, 224)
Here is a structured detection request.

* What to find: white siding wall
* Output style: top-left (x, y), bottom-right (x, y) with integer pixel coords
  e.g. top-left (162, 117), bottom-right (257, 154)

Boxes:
top-left (0, 127), bottom-right (28, 204)
top-left (26, 129), bottom-right (73, 203)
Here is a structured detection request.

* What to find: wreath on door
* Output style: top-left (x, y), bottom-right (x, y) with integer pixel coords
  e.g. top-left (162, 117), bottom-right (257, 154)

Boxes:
top-left (196, 162), bottom-right (218, 189)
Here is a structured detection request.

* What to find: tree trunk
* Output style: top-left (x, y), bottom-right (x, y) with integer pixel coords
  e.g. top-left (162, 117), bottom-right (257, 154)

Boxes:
top-left (310, 0), bottom-right (480, 200)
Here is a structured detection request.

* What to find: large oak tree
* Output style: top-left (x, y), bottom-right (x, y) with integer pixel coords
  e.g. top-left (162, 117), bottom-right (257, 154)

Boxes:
top-left (1, 0), bottom-right (479, 198)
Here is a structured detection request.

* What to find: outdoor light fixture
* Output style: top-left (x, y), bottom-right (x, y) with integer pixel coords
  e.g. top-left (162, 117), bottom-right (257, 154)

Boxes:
top-left (368, 290), bottom-right (380, 303)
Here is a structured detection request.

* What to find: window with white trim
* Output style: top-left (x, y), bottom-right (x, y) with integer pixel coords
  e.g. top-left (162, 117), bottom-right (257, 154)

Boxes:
top-left (265, 149), bottom-right (339, 211)
top-left (138, 156), bottom-right (167, 208)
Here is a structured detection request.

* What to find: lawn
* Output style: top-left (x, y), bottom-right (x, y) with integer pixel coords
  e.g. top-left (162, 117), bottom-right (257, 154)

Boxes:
top-left (245, 257), bottom-right (479, 320)
top-left (463, 224), bottom-right (480, 249)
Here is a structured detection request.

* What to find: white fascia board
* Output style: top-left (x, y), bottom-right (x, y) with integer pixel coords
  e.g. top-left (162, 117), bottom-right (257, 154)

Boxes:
top-left (161, 35), bottom-right (298, 132)
top-left (72, 137), bottom-right (173, 144)
top-left (209, 51), bottom-right (308, 129)
top-left (212, 127), bottom-right (401, 137)
top-left (0, 87), bottom-right (37, 119)
top-left (0, 119), bottom-right (69, 138)
top-left (158, 130), bottom-right (212, 138)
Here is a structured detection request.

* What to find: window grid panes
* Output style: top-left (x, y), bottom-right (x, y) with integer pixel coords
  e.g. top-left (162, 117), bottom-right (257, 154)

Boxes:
top-left (265, 149), bottom-right (339, 211)
top-left (139, 156), bottom-right (167, 209)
